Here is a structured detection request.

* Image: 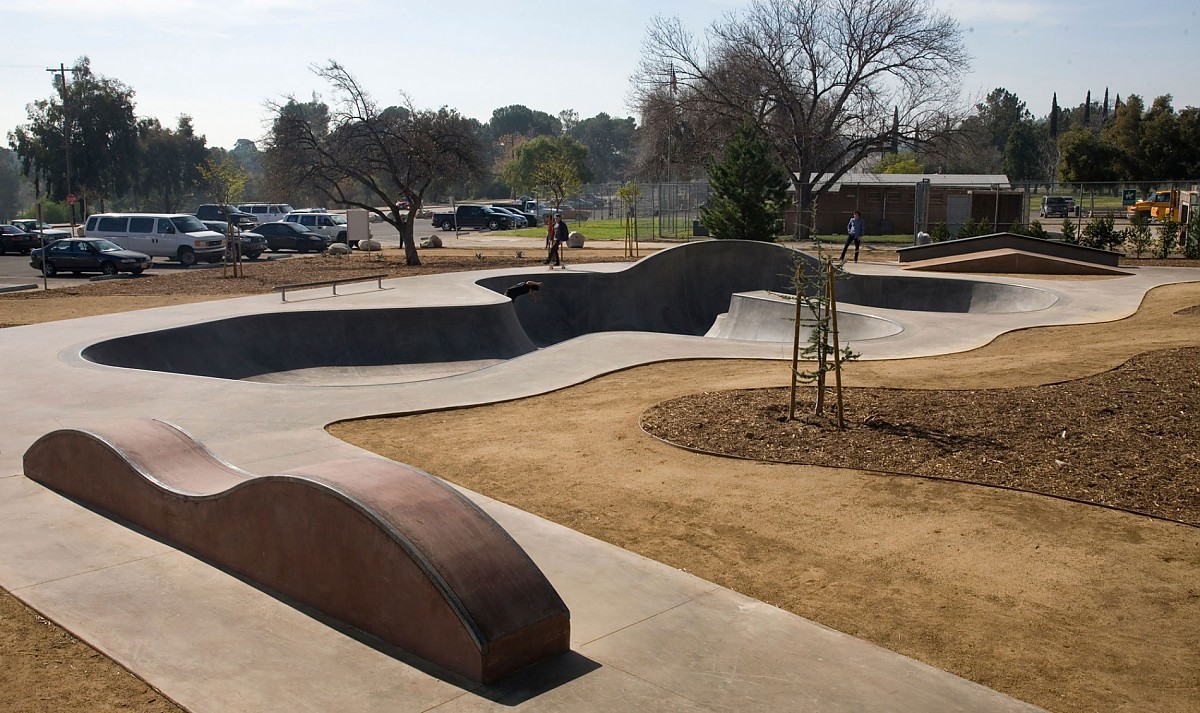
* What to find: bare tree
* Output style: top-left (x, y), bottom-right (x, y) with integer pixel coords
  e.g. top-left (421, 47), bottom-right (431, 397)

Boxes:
top-left (634, 0), bottom-right (969, 237)
top-left (265, 62), bottom-right (485, 265)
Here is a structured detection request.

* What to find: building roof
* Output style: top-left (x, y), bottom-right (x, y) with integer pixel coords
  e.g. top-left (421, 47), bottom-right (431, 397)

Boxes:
top-left (797, 173), bottom-right (1012, 190)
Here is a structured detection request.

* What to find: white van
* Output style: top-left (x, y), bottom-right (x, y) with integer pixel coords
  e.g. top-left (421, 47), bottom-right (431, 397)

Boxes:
top-left (238, 203), bottom-right (295, 224)
top-left (83, 213), bottom-right (226, 266)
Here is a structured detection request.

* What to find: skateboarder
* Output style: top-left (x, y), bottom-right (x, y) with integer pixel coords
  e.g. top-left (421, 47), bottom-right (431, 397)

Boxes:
top-left (504, 280), bottom-right (543, 301)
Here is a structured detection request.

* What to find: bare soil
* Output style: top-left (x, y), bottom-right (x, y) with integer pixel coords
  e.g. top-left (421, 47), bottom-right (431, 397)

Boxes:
top-left (3, 249), bottom-right (1199, 712)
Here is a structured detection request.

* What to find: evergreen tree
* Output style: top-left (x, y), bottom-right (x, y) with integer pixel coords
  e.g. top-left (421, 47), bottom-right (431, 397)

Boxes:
top-left (1050, 93), bottom-right (1059, 138)
top-left (700, 121), bottom-right (790, 242)
top-left (1102, 87), bottom-right (1110, 124)
top-left (1084, 90), bottom-right (1091, 127)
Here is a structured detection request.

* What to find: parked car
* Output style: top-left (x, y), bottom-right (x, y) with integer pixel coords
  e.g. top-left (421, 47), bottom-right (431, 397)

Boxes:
top-left (237, 202), bottom-right (296, 224)
top-left (195, 204), bottom-right (257, 228)
top-left (1040, 196), bottom-right (1075, 218)
top-left (9, 219), bottom-right (72, 242)
top-left (0, 224), bottom-right (40, 255)
top-left (429, 205), bottom-right (518, 231)
top-left (283, 211), bottom-right (356, 247)
top-left (253, 221), bottom-right (332, 253)
top-left (487, 206), bottom-right (528, 228)
top-left (200, 221), bottom-right (267, 260)
top-left (29, 238), bottom-right (152, 276)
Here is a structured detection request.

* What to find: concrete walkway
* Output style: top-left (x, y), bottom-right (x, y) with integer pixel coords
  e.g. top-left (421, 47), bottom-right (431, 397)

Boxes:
top-left (2, 245), bottom-right (1195, 711)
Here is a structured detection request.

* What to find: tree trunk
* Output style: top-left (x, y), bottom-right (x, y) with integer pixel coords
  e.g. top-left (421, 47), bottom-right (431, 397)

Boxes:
top-left (396, 209), bottom-right (420, 266)
top-left (792, 179), bottom-right (813, 241)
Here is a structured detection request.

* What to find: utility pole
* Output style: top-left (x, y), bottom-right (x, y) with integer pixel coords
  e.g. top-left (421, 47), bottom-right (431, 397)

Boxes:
top-left (46, 63), bottom-right (81, 233)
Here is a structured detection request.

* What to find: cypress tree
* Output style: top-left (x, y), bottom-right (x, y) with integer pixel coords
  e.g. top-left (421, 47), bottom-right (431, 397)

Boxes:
top-left (1084, 90), bottom-right (1091, 126)
top-left (1102, 87), bottom-right (1110, 123)
top-left (1050, 93), bottom-right (1059, 137)
top-left (700, 121), bottom-right (790, 242)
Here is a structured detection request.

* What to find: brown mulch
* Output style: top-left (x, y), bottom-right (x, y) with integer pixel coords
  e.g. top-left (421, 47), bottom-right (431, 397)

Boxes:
top-left (642, 347), bottom-right (1200, 525)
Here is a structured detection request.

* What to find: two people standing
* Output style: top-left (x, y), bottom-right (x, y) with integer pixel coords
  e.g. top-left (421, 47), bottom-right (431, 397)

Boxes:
top-left (544, 214), bottom-right (569, 267)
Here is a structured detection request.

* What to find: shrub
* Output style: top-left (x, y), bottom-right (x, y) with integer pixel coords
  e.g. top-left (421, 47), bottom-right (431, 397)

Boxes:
top-left (957, 217), bottom-right (979, 238)
top-left (1155, 219), bottom-right (1180, 259)
top-left (1185, 215), bottom-right (1200, 259)
top-left (1008, 220), bottom-right (1050, 240)
top-left (930, 222), bottom-right (951, 242)
top-left (1081, 216), bottom-right (1120, 250)
top-left (1124, 218), bottom-right (1154, 258)
top-left (1060, 216), bottom-right (1078, 244)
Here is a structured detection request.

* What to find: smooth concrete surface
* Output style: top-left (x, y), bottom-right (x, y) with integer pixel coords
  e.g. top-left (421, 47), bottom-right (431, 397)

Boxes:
top-left (3, 240), bottom-right (1197, 711)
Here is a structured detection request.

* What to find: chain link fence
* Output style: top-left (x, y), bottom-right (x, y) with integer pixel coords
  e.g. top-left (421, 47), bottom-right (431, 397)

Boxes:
top-left (574, 182), bottom-right (713, 239)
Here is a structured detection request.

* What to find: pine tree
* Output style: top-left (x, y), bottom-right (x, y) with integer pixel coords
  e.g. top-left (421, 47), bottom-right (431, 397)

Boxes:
top-left (1102, 87), bottom-right (1110, 123)
top-left (700, 121), bottom-right (790, 242)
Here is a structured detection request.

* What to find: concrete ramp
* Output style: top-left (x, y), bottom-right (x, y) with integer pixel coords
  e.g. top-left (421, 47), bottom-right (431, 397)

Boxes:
top-left (706, 291), bottom-right (903, 342)
top-left (901, 248), bottom-right (1131, 276)
top-left (23, 419), bottom-right (571, 684)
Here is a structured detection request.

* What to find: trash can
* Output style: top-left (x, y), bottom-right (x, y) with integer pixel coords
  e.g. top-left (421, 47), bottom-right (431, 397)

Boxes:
top-left (692, 220), bottom-right (709, 237)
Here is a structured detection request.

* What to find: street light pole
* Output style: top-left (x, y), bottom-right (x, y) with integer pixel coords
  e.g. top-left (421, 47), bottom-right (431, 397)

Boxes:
top-left (46, 63), bottom-right (80, 233)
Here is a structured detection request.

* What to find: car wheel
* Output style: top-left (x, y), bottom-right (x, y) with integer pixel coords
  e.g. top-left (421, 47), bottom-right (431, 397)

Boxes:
top-left (0, 244), bottom-right (6, 256)
top-left (42, 260), bottom-right (57, 277)
top-left (442, 220), bottom-right (454, 231)
top-left (101, 261), bottom-right (119, 276)
top-left (487, 219), bottom-right (500, 230)
top-left (297, 244), bottom-right (309, 253)
top-left (269, 246), bottom-right (279, 252)
top-left (178, 246), bottom-right (197, 267)
top-left (246, 252), bottom-right (261, 260)
top-left (130, 267), bottom-right (144, 275)
top-left (337, 232), bottom-right (347, 244)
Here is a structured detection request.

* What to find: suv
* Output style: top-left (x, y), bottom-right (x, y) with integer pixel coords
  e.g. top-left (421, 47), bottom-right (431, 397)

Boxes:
top-left (10, 219), bottom-right (72, 242)
top-left (283, 211), bottom-right (359, 247)
top-left (196, 204), bottom-right (257, 228)
top-left (237, 202), bottom-right (295, 224)
top-left (1039, 196), bottom-right (1075, 218)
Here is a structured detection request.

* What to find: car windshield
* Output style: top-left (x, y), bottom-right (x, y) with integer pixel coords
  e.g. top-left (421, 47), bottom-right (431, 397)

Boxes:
top-left (329, 215), bottom-right (346, 225)
top-left (94, 240), bottom-right (124, 252)
top-left (171, 215), bottom-right (209, 233)
top-left (279, 204), bottom-right (295, 214)
top-left (221, 205), bottom-right (241, 213)
top-left (291, 223), bottom-right (312, 233)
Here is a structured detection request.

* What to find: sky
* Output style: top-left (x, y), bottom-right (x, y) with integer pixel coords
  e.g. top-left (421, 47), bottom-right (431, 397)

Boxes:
top-left (2, 0), bottom-right (1198, 151)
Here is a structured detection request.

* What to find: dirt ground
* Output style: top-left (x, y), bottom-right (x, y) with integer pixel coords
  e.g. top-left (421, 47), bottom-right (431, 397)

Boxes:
top-left (2, 248), bottom-right (1199, 713)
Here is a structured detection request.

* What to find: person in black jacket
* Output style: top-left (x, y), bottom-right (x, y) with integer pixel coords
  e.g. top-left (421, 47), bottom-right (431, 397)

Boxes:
top-left (544, 214), bottom-right (569, 267)
top-left (503, 280), bottom-right (542, 300)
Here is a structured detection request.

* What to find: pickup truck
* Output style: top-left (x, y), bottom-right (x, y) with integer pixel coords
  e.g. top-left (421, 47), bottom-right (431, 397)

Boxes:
top-left (430, 205), bottom-right (518, 231)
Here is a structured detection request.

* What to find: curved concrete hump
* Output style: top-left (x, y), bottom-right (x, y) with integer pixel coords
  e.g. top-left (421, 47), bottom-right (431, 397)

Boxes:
top-left (897, 232), bottom-right (1123, 267)
top-left (22, 419), bottom-right (570, 684)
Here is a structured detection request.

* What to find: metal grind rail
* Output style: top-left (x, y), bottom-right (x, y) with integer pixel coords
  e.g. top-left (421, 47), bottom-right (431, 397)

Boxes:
top-left (274, 274), bottom-right (388, 302)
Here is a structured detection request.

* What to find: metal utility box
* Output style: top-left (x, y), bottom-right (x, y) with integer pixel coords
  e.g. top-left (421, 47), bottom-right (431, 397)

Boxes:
top-left (347, 209), bottom-right (371, 246)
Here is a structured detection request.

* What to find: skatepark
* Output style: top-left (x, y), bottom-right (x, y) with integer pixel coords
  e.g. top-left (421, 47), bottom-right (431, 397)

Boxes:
top-left (2, 239), bottom-right (1198, 711)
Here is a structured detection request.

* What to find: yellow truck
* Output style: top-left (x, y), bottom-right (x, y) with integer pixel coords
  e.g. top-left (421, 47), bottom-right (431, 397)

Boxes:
top-left (1127, 189), bottom-right (1197, 223)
